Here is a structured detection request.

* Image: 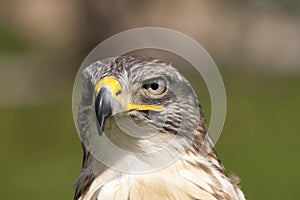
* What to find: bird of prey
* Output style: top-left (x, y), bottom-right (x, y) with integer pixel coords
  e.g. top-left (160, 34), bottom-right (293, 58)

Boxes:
top-left (74, 55), bottom-right (245, 200)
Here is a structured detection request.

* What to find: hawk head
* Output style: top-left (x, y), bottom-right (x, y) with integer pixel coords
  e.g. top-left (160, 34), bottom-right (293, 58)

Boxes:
top-left (78, 55), bottom-right (203, 156)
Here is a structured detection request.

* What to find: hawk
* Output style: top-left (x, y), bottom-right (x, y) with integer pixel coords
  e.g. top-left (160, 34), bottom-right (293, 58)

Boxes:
top-left (74, 55), bottom-right (245, 200)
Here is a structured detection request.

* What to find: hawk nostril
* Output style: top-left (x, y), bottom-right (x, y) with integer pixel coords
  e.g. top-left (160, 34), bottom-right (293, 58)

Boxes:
top-left (116, 90), bottom-right (121, 96)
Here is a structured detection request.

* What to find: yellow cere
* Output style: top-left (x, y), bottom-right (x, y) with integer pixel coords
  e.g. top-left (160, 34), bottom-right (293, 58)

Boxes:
top-left (95, 77), bottom-right (122, 99)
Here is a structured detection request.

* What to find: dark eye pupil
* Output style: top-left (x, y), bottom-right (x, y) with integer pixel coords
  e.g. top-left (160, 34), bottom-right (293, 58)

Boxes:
top-left (150, 83), bottom-right (159, 90)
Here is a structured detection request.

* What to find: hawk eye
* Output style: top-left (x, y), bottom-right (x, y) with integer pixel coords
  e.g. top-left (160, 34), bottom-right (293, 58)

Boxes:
top-left (143, 78), bottom-right (167, 96)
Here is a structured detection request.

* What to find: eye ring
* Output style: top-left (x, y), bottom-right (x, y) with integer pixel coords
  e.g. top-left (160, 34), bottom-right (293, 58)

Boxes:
top-left (142, 77), bottom-right (168, 97)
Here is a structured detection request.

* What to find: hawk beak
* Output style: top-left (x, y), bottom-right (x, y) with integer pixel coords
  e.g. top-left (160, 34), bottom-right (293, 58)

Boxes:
top-left (95, 87), bottom-right (121, 135)
top-left (94, 77), bottom-right (123, 136)
top-left (94, 77), bottom-right (164, 136)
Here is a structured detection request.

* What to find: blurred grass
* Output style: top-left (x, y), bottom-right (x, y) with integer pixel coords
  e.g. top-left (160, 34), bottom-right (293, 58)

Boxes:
top-left (0, 25), bottom-right (31, 54)
top-left (0, 71), bottom-right (299, 199)
top-left (217, 71), bottom-right (300, 199)
top-left (0, 99), bottom-right (81, 199)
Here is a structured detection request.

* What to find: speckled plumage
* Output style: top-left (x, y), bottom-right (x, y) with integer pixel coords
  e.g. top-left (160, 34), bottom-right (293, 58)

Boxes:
top-left (74, 55), bottom-right (245, 200)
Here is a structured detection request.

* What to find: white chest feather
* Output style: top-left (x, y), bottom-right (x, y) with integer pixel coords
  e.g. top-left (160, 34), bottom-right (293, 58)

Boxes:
top-left (79, 153), bottom-right (245, 200)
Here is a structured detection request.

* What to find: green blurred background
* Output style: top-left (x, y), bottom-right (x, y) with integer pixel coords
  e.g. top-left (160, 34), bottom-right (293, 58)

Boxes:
top-left (0, 0), bottom-right (299, 199)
